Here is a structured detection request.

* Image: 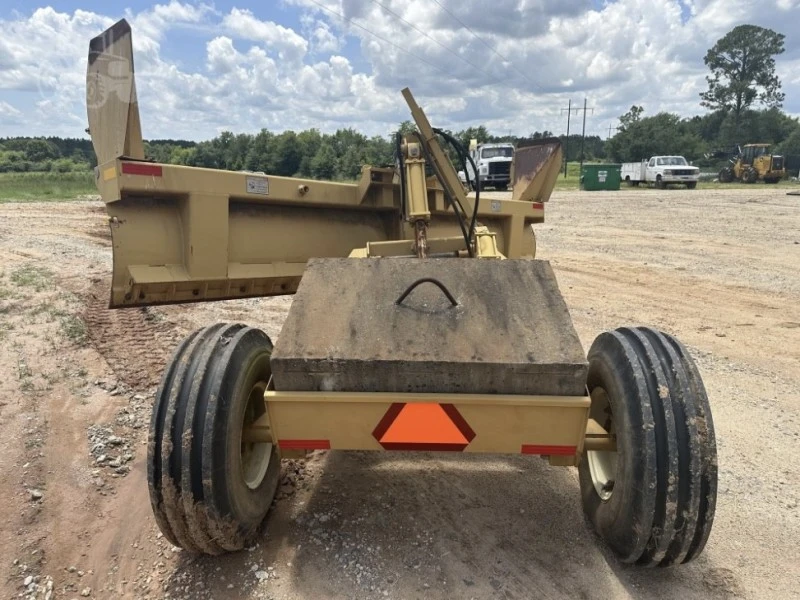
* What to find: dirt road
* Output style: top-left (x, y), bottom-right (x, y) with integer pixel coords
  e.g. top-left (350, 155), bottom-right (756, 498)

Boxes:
top-left (1, 187), bottom-right (798, 599)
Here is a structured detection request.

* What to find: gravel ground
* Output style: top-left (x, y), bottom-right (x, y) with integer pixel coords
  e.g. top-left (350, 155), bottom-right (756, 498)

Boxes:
top-left (0, 186), bottom-right (798, 599)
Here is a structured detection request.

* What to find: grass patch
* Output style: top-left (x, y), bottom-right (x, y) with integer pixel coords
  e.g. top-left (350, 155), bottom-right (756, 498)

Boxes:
top-left (11, 265), bottom-right (53, 292)
top-left (60, 314), bottom-right (87, 345)
top-left (0, 322), bottom-right (14, 340)
top-left (0, 171), bottom-right (96, 202)
top-left (29, 302), bottom-right (68, 321)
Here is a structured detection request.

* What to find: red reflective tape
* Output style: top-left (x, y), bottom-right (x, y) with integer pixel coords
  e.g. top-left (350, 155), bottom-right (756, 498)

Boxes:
top-left (521, 444), bottom-right (576, 456)
top-left (380, 442), bottom-right (469, 452)
top-left (440, 404), bottom-right (476, 442)
top-left (121, 162), bottom-right (163, 177)
top-left (532, 202), bottom-right (544, 210)
top-left (279, 439), bottom-right (330, 450)
top-left (372, 402), bottom-right (404, 441)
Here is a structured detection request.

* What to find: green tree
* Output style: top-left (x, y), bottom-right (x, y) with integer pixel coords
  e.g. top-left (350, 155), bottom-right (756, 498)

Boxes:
top-left (777, 129), bottom-right (800, 157)
top-left (606, 113), bottom-right (706, 162)
top-left (397, 120), bottom-right (417, 136)
top-left (310, 142), bottom-right (337, 180)
top-left (700, 25), bottom-right (785, 132)
top-left (23, 139), bottom-right (60, 162)
top-left (618, 105), bottom-right (644, 131)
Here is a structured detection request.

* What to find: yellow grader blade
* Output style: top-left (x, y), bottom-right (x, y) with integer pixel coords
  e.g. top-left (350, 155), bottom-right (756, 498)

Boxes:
top-left (511, 140), bottom-right (563, 203)
top-left (86, 19), bottom-right (144, 165)
top-left (85, 20), bottom-right (553, 309)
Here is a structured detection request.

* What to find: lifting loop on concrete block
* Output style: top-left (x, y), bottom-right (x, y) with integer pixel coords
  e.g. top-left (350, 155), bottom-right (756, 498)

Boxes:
top-left (396, 278), bottom-right (458, 307)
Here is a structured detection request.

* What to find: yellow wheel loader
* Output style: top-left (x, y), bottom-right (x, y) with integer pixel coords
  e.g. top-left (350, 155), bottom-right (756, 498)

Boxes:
top-left (85, 20), bottom-right (718, 566)
top-left (719, 143), bottom-right (786, 184)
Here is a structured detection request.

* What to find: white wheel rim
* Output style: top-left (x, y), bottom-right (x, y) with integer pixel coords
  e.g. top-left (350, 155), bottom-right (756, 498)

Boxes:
top-left (587, 387), bottom-right (617, 502)
top-left (240, 381), bottom-right (273, 490)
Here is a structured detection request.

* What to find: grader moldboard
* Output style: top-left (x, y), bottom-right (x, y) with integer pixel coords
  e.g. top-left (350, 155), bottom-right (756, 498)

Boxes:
top-left (87, 20), bottom-right (717, 566)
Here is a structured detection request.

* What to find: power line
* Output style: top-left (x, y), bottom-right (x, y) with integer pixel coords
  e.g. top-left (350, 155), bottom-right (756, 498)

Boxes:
top-left (367, 0), bottom-right (504, 85)
top-left (427, 0), bottom-right (540, 91)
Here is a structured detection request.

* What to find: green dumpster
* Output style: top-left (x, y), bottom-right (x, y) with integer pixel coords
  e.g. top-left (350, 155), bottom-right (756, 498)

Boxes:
top-left (581, 164), bottom-right (621, 191)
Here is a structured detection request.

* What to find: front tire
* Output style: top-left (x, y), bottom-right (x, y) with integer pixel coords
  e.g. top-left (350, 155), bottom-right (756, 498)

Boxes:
top-left (686, 182), bottom-right (697, 189)
top-left (148, 323), bottom-right (280, 554)
top-left (718, 168), bottom-right (733, 183)
top-left (655, 176), bottom-right (665, 189)
top-left (579, 327), bottom-right (717, 566)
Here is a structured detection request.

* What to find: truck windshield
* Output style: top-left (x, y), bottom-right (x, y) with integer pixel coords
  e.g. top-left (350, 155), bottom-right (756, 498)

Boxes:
top-left (481, 147), bottom-right (513, 159)
top-left (656, 157), bottom-right (688, 166)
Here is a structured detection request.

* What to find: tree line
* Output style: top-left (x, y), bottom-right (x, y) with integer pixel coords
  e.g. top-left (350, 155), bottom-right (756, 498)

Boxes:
top-left (0, 126), bottom-right (606, 179)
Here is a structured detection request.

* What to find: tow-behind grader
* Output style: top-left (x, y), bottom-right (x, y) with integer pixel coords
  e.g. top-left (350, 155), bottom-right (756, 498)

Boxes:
top-left (86, 20), bottom-right (717, 566)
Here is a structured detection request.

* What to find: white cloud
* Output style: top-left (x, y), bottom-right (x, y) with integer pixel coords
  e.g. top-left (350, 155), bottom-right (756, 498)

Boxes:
top-left (311, 20), bottom-right (342, 54)
top-left (221, 8), bottom-right (308, 63)
top-left (0, 1), bottom-right (796, 141)
top-left (0, 100), bottom-right (22, 125)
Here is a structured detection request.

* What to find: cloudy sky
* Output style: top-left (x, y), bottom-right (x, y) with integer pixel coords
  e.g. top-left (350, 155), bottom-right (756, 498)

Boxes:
top-left (0, 0), bottom-right (798, 141)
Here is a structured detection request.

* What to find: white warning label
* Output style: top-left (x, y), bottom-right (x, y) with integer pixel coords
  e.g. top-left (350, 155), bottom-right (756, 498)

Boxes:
top-left (246, 176), bottom-right (269, 195)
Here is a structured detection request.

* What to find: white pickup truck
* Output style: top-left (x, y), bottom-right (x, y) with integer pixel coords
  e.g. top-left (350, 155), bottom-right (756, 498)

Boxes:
top-left (621, 156), bottom-right (699, 189)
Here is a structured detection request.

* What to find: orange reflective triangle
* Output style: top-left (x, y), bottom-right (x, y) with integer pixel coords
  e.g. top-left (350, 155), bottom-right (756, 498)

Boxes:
top-left (373, 403), bottom-right (476, 451)
top-left (381, 403), bottom-right (468, 445)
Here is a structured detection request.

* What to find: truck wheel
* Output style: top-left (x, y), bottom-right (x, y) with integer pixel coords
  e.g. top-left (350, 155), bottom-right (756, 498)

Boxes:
top-left (579, 327), bottom-right (717, 566)
top-left (743, 167), bottom-right (758, 184)
top-left (686, 182), bottom-right (697, 189)
top-left (655, 176), bottom-right (665, 189)
top-left (718, 168), bottom-right (733, 183)
top-left (148, 323), bottom-right (280, 555)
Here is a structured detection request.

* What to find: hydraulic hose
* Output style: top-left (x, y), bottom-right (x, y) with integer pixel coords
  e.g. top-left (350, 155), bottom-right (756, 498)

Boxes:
top-left (432, 128), bottom-right (480, 246)
top-left (409, 131), bottom-right (473, 257)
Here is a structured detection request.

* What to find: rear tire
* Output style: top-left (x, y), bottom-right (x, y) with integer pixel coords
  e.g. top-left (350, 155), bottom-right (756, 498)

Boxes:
top-left (148, 323), bottom-right (280, 554)
top-left (718, 168), bottom-right (733, 183)
top-left (579, 327), bottom-right (717, 566)
top-left (686, 182), bottom-right (697, 190)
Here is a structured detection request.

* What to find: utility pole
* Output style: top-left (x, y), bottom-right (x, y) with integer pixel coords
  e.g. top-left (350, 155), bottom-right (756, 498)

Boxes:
top-left (578, 98), bottom-right (594, 174)
top-left (560, 100), bottom-right (578, 178)
top-left (607, 124), bottom-right (620, 139)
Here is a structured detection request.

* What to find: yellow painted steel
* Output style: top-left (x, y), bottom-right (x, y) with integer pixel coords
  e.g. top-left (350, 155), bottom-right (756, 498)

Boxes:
top-left (263, 390), bottom-right (590, 466)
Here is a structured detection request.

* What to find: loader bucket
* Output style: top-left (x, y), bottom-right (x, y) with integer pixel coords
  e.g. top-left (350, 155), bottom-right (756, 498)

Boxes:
top-left (86, 19), bottom-right (144, 165)
top-left (511, 139), bottom-right (563, 203)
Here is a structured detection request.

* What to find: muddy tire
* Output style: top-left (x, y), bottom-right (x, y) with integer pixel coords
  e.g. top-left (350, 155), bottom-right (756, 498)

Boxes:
top-left (148, 323), bottom-right (280, 555)
top-left (655, 176), bottom-right (665, 189)
top-left (579, 327), bottom-right (717, 566)
top-left (718, 168), bottom-right (733, 183)
top-left (743, 167), bottom-right (758, 184)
